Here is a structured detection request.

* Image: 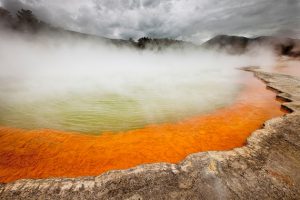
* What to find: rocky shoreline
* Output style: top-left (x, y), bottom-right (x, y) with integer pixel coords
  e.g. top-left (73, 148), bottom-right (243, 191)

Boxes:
top-left (1, 69), bottom-right (300, 200)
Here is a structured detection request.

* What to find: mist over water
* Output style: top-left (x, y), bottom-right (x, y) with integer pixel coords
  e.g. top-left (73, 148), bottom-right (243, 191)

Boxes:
top-left (0, 30), bottom-right (276, 134)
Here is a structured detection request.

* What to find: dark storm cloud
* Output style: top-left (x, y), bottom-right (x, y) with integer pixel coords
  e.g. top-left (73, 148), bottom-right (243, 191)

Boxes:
top-left (0, 0), bottom-right (299, 42)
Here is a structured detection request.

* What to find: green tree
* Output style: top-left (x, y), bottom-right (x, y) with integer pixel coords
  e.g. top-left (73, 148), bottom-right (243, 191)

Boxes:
top-left (137, 37), bottom-right (152, 48)
top-left (17, 9), bottom-right (39, 25)
top-left (16, 9), bottom-right (47, 32)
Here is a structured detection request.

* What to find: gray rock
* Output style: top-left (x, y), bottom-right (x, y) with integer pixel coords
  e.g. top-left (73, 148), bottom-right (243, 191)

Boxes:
top-left (1, 70), bottom-right (300, 200)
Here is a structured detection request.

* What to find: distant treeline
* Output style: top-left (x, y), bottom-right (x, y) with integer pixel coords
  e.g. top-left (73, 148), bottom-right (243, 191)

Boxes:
top-left (0, 7), bottom-right (192, 50)
top-left (132, 37), bottom-right (186, 49)
top-left (0, 7), bottom-right (49, 32)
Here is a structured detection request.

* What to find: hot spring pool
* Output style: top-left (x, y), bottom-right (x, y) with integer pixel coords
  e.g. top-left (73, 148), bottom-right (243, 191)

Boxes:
top-left (0, 32), bottom-right (259, 134)
top-left (0, 32), bottom-right (285, 182)
top-left (0, 66), bottom-right (241, 134)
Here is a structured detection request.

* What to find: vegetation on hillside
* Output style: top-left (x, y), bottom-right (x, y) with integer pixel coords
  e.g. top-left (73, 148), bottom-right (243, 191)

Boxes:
top-left (0, 7), bottom-right (47, 32)
top-left (0, 7), bottom-right (193, 50)
top-left (1, 7), bottom-right (298, 55)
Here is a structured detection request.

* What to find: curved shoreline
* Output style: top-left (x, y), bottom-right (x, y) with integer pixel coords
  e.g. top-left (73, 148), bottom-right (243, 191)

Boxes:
top-left (1, 69), bottom-right (300, 199)
top-left (0, 71), bottom-right (284, 183)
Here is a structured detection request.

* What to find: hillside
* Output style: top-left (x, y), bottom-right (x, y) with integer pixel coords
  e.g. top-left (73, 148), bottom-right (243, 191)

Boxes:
top-left (203, 34), bottom-right (300, 57)
top-left (0, 7), bottom-right (194, 50)
top-left (2, 7), bottom-right (300, 56)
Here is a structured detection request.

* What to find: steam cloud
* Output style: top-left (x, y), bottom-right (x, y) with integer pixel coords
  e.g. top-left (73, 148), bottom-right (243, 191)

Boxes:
top-left (0, 29), bottom-right (277, 133)
top-left (0, 0), bottom-right (299, 43)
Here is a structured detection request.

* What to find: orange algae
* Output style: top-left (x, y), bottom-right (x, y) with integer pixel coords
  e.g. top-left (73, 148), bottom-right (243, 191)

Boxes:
top-left (0, 74), bottom-right (285, 183)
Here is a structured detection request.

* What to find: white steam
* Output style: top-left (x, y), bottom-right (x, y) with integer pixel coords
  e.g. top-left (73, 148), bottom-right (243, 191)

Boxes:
top-left (0, 30), bottom-right (276, 133)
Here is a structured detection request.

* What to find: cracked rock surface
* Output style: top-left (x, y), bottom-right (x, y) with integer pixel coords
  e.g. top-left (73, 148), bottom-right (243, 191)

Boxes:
top-left (0, 70), bottom-right (300, 200)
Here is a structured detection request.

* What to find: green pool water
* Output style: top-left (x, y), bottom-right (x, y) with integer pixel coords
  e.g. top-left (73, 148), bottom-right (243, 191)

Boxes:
top-left (0, 75), bottom-right (241, 134)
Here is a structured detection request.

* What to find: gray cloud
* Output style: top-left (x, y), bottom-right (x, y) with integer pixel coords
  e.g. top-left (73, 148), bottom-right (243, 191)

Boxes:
top-left (0, 0), bottom-right (299, 42)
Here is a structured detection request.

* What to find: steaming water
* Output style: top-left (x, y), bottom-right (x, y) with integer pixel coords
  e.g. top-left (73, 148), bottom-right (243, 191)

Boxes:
top-left (0, 31), bottom-right (276, 134)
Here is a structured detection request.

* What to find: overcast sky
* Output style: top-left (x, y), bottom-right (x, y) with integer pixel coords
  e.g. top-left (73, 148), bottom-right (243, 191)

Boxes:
top-left (0, 0), bottom-right (299, 43)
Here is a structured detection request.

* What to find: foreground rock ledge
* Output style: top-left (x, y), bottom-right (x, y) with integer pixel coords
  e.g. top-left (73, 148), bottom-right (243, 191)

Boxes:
top-left (1, 70), bottom-right (300, 200)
